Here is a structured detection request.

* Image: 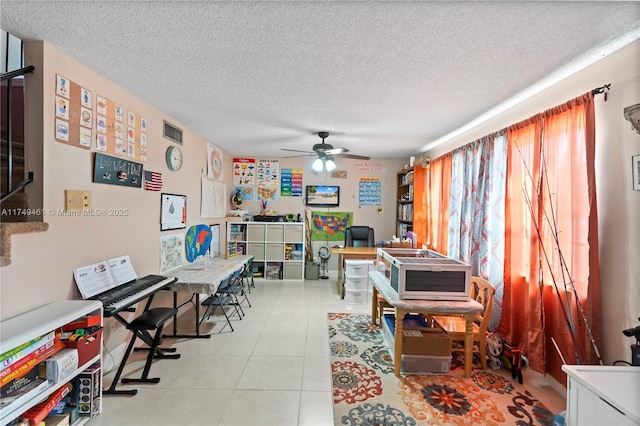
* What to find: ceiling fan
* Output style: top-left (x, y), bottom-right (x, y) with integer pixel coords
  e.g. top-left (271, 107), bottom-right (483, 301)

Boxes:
top-left (281, 131), bottom-right (371, 161)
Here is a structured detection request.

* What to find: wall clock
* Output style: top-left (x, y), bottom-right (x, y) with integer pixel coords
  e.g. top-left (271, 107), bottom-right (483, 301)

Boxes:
top-left (165, 146), bottom-right (183, 171)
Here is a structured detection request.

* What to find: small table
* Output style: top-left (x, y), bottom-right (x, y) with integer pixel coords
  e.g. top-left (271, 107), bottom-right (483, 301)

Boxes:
top-left (331, 246), bottom-right (378, 298)
top-left (164, 255), bottom-right (252, 338)
top-left (369, 271), bottom-right (482, 378)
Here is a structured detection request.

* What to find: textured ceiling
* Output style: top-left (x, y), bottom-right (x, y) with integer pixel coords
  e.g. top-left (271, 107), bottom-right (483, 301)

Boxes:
top-left (1, 1), bottom-right (639, 159)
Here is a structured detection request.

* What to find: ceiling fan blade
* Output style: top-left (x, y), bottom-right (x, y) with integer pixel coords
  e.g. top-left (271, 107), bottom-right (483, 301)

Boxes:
top-left (337, 153), bottom-right (371, 160)
top-left (325, 147), bottom-right (348, 155)
top-left (281, 148), bottom-right (315, 154)
top-left (282, 153), bottom-right (315, 158)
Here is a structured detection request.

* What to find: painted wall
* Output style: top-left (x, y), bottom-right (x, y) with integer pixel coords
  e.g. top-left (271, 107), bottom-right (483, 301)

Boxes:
top-left (425, 40), bottom-right (640, 366)
top-left (0, 43), bottom-right (403, 355)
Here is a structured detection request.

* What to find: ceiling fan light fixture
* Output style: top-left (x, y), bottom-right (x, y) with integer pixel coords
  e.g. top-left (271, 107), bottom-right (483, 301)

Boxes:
top-left (325, 158), bottom-right (336, 171)
top-left (312, 158), bottom-right (324, 171)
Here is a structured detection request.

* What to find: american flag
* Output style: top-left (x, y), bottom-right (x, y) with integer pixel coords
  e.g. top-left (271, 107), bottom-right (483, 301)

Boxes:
top-left (144, 170), bottom-right (163, 191)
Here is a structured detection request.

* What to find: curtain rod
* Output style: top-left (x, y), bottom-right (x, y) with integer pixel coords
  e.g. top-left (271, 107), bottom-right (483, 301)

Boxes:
top-left (592, 84), bottom-right (611, 101)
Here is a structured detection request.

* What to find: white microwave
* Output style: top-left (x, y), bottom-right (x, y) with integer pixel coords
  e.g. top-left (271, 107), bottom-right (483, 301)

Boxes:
top-left (377, 248), bottom-right (471, 301)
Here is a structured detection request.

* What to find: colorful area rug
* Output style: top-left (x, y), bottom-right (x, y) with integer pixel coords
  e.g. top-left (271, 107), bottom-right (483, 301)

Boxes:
top-left (329, 313), bottom-right (556, 426)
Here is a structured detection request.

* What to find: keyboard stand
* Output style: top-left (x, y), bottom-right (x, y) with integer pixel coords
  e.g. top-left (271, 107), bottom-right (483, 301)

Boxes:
top-left (103, 292), bottom-right (179, 396)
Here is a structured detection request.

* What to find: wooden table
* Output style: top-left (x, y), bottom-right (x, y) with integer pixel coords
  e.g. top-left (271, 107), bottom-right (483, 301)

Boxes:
top-left (164, 255), bottom-right (252, 338)
top-left (369, 271), bottom-right (482, 378)
top-left (331, 246), bottom-right (378, 298)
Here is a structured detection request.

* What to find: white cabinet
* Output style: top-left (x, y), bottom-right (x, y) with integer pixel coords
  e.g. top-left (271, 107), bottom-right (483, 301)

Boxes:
top-left (562, 365), bottom-right (640, 426)
top-left (0, 300), bottom-right (103, 425)
top-left (226, 221), bottom-right (305, 280)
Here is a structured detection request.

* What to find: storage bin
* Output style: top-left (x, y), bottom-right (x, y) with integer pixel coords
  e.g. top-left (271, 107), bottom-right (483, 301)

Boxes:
top-left (401, 354), bottom-right (451, 374)
top-left (265, 243), bottom-right (284, 260)
top-left (284, 262), bottom-right (303, 279)
top-left (284, 225), bottom-right (303, 241)
top-left (290, 250), bottom-right (302, 260)
top-left (381, 319), bottom-right (451, 373)
top-left (344, 288), bottom-right (368, 304)
top-left (64, 328), bottom-right (102, 367)
top-left (345, 259), bottom-right (374, 277)
top-left (247, 224), bottom-right (266, 241)
top-left (344, 275), bottom-right (368, 291)
top-left (305, 262), bottom-right (319, 280)
top-left (265, 262), bottom-right (282, 279)
top-left (247, 243), bottom-right (264, 259)
top-left (266, 224), bottom-right (284, 241)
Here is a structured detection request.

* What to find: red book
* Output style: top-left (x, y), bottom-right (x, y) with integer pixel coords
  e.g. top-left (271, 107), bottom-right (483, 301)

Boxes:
top-left (20, 383), bottom-right (71, 426)
top-left (0, 340), bottom-right (64, 387)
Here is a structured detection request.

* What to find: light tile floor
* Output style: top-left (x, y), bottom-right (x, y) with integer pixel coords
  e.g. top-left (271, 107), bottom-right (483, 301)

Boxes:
top-left (89, 278), bottom-right (566, 426)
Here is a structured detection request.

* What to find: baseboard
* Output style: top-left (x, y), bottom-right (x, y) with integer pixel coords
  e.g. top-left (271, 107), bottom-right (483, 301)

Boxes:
top-left (102, 341), bottom-right (128, 374)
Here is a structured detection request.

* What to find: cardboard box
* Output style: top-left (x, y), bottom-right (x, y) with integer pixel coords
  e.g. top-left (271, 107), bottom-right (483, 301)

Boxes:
top-left (45, 348), bottom-right (78, 384)
top-left (44, 414), bottom-right (70, 426)
top-left (382, 314), bottom-right (451, 357)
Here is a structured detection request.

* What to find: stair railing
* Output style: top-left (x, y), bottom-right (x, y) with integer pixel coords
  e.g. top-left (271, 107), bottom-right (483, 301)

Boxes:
top-left (1, 65), bottom-right (34, 203)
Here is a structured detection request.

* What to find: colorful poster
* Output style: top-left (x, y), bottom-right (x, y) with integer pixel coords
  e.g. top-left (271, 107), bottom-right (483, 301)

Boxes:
top-left (310, 211), bottom-right (353, 241)
top-left (281, 168), bottom-right (303, 197)
top-left (358, 177), bottom-right (382, 206)
top-left (233, 158), bottom-right (256, 186)
top-left (256, 159), bottom-right (279, 187)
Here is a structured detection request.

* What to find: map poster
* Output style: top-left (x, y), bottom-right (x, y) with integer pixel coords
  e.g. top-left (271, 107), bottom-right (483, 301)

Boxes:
top-left (160, 234), bottom-right (184, 273)
top-left (310, 211), bottom-right (353, 241)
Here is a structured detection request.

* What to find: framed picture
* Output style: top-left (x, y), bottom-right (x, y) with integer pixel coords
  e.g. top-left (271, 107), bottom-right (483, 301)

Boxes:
top-left (633, 155), bottom-right (640, 191)
top-left (160, 193), bottom-right (187, 231)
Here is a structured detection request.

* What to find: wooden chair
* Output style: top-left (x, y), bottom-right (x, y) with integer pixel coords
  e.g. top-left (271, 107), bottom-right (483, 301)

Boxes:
top-left (376, 293), bottom-right (394, 326)
top-left (431, 276), bottom-right (495, 370)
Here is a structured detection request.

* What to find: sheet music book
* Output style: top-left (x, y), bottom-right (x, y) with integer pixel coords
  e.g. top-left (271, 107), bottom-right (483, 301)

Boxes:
top-left (73, 255), bottom-right (138, 299)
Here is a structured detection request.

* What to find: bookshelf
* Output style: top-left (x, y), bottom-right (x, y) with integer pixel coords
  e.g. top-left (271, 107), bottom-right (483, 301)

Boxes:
top-left (396, 166), bottom-right (414, 238)
top-left (0, 300), bottom-right (103, 425)
top-left (226, 221), bottom-right (305, 280)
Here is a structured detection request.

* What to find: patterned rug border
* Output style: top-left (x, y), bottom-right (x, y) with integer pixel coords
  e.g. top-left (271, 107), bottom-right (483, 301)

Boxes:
top-left (328, 312), bottom-right (557, 426)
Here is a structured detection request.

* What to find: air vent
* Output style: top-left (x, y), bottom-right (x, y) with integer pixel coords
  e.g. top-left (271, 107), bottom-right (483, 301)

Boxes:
top-left (163, 120), bottom-right (183, 145)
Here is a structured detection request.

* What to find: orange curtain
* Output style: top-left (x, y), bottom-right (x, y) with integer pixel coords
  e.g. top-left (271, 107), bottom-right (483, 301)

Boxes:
top-left (499, 93), bottom-right (601, 383)
top-left (426, 154), bottom-right (452, 254)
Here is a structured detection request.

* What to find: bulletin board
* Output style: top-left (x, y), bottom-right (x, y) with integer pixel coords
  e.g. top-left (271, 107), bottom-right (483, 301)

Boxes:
top-left (95, 94), bottom-right (147, 162)
top-left (54, 74), bottom-right (93, 149)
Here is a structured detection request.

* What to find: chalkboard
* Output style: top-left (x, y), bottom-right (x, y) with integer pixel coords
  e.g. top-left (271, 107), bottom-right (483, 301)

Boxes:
top-left (93, 152), bottom-right (143, 188)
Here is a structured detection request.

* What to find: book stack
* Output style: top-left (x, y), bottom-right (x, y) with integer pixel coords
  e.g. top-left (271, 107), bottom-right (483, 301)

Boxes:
top-left (0, 331), bottom-right (64, 410)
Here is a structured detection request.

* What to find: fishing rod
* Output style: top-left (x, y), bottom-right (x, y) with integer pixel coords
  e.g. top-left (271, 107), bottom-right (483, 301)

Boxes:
top-left (538, 148), bottom-right (604, 365)
top-left (513, 139), bottom-right (582, 363)
top-left (522, 187), bottom-right (584, 364)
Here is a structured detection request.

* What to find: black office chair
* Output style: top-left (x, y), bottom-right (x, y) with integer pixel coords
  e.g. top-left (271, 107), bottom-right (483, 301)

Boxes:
top-left (344, 226), bottom-right (375, 247)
